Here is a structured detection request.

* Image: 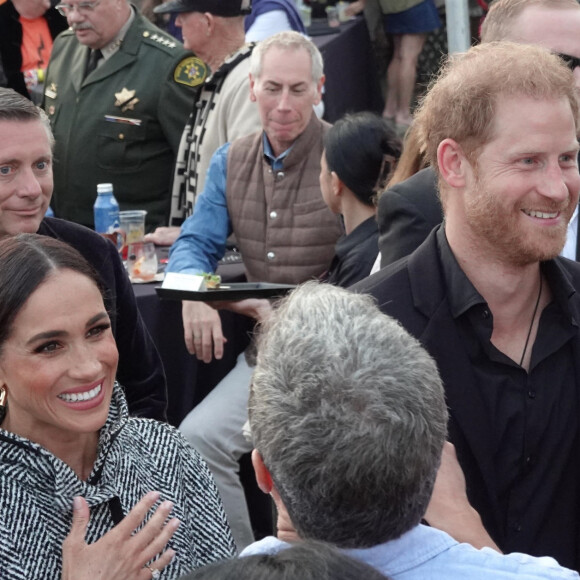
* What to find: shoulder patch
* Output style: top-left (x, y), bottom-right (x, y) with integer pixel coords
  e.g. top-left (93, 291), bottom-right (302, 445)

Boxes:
top-left (174, 56), bottom-right (208, 87)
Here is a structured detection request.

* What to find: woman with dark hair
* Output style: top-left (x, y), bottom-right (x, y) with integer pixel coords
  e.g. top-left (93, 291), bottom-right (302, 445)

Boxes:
top-left (0, 234), bottom-right (235, 580)
top-left (180, 541), bottom-right (390, 580)
top-left (319, 111), bottom-right (401, 287)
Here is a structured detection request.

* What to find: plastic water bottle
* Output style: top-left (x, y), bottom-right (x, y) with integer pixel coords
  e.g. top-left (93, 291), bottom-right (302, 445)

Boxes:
top-left (94, 183), bottom-right (120, 233)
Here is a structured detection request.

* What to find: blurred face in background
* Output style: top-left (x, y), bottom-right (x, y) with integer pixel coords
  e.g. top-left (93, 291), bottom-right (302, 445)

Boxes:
top-left (12, 0), bottom-right (51, 19)
top-left (510, 6), bottom-right (580, 89)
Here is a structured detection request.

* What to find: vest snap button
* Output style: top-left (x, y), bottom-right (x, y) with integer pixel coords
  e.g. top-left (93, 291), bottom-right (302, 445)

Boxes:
top-left (276, 171), bottom-right (285, 181)
top-left (270, 211), bottom-right (277, 219)
top-left (267, 251), bottom-right (276, 260)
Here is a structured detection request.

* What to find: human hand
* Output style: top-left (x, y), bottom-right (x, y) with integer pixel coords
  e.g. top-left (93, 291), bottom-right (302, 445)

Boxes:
top-left (182, 301), bottom-right (226, 362)
top-left (144, 227), bottom-right (181, 247)
top-left (425, 442), bottom-right (500, 551)
top-left (61, 491), bottom-right (180, 580)
top-left (345, 0), bottom-right (365, 17)
top-left (213, 298), bottom-right (273, 323)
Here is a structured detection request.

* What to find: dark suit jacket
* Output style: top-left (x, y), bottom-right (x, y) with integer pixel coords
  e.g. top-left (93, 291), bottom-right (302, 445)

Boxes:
top-left (353, 228), bottom-right (580, 568)
top-left (377, 166), bottom-right (442, 267)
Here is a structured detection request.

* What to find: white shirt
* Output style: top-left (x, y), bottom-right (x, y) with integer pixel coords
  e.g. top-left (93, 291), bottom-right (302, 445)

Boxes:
top-left (561, 205), bottom-right (578, 260)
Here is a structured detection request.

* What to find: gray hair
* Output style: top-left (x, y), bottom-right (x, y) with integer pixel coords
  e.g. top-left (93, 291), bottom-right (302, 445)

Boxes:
top-left (0, 87), bottom-right (54, 147)
top-left (481, 0), bottom-right (580, 42)
top-left (249, 282), bottom-right (448, 548)
top-left (249, 31), bottom-right (324, 84)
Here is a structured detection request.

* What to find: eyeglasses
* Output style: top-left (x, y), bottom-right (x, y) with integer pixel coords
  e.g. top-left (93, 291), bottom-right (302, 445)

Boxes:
top-left (55, 0), bottom-right (102, 16)
top-left (556, 52), bottom-right (580, 71)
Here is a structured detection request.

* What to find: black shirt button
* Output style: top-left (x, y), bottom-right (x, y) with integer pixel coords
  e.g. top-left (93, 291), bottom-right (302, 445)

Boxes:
top-left (482, 309), bottom-right (490, 319)
top-left (528, 390), bottom-right (536, 399)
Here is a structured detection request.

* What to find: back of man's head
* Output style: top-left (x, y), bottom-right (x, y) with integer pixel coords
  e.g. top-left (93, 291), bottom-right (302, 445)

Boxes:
top-left (249, 282), bottom-right (448, 548)
top-left (481, 0), bottom-right (580, 43)
top-left (415, 41), bottom-right (578, 175)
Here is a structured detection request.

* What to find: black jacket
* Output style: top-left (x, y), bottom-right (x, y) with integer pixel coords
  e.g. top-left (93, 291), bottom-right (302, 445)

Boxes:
top-left (377, 167), bottom-right (442, 267)
top-left (354, 228), bottom-right (580, 569)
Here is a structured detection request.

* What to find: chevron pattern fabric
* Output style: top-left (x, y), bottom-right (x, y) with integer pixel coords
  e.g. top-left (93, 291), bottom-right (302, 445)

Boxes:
top-left (0, 384), bottom-right (236, 579)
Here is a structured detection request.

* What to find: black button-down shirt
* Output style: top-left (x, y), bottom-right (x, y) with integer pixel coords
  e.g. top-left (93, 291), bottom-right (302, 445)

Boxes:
top-left (437, 227), bottom-right (580, 568)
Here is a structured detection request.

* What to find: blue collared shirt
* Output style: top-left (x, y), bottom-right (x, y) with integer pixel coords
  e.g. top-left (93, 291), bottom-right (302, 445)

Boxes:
top-left (168, 136), bottom-right (292, 274)
top-left (241, 525), bottom-right (579, 580)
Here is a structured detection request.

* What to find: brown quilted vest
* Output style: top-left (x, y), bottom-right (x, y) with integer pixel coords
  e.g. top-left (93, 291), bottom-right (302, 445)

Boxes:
top-left (225, 115), bottom-right (343, 284)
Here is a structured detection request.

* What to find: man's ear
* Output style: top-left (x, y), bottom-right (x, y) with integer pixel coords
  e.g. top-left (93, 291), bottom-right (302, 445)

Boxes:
top-left (252, 448), bottom-right (273, 494)
top-left (437, 138), bottom-right (471, 189)
top-left (249, 74), bottom-right (257, 102)
top-left (203, 12), bottom-right (215, 36)
top-left (313, 75), bottom-right (325, 106)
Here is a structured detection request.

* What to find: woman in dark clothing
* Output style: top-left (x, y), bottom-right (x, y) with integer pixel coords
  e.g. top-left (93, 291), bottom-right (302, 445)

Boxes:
top-left (319, 111), bottom-right (401, 287)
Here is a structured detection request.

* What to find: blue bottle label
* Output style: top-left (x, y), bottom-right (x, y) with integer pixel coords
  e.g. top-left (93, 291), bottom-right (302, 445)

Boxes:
top-left (94, 193), bottom-right (120, 233)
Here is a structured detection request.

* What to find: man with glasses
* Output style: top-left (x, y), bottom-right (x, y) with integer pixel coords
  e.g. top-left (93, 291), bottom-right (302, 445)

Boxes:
top-left (377, 0), bottom-right (580, 268)
top-left (42, 0), bottom-right (205, 231)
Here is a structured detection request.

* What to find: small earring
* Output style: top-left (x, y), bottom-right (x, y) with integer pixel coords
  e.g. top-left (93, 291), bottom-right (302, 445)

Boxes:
top-left (0, 386), bottom-right (6, 424)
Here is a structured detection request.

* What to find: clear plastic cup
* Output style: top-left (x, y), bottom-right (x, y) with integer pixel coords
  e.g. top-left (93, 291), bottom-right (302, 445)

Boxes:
top-left (127, 241), bottom-right (158, 282)
top-left (326, 5), bottom-right (340, 27)
top-left (118, 210), bottom-right (147, 260)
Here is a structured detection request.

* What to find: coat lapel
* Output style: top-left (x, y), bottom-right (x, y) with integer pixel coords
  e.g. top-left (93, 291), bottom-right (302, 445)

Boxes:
top-left (82, 14), bottom-right (141, 88)
top-left (71, 45), bottom-right (88, 93)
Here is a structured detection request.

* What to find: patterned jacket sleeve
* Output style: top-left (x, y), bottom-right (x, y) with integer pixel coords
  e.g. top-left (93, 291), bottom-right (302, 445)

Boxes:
top-left (162, 424), bottom-right (237, 566)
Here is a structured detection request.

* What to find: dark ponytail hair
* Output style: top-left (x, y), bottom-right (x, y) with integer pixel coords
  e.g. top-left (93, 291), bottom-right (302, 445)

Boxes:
top-left (324, 112), bottom-right (402, 207)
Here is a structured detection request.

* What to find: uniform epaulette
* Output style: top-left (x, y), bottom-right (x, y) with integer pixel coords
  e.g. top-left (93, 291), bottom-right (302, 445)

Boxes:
top-left (141, 30), bottom-right (180, 52)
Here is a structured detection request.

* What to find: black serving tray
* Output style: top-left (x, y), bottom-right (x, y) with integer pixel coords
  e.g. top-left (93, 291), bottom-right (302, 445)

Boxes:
top-left (156, 282), bottom-right (295, 302)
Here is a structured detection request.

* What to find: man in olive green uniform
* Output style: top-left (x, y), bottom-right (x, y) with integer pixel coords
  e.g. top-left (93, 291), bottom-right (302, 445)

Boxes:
top-left (43, 0), bottom-right (207, 230)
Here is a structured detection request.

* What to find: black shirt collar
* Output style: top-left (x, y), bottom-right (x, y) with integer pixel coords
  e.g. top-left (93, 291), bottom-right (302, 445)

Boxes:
top-left (334, 216), bottom-right (377, 260)
top-left (437, 226), bottom-right (485, 319)
top-left (436, 225), bottom-right (579, 321)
